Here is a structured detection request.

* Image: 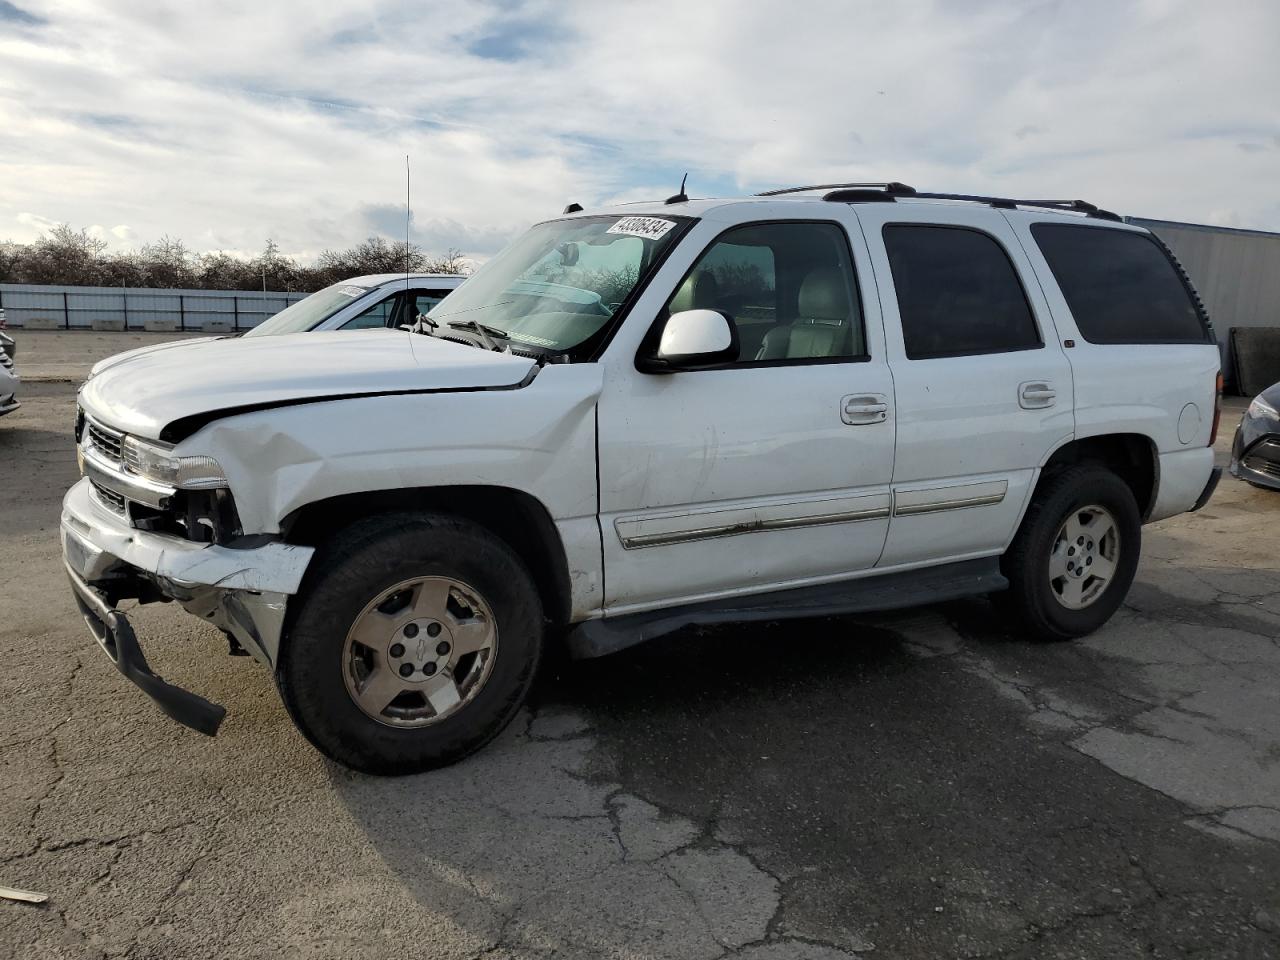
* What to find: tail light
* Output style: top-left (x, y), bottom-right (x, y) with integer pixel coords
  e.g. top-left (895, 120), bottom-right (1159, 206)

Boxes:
top-left (1208, 371), bottom-right (1223, 446)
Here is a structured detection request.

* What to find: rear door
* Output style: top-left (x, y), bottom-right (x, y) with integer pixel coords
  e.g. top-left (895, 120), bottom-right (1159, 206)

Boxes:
top-left (852, 203), bottom-right (1075, 567)
top-left (1006, 219), bottom-right (1219, 520)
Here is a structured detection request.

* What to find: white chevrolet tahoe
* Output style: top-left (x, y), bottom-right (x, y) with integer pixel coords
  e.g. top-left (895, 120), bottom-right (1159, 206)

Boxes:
top-left (61, 183), bottom-right (1222, 774)
top-left (0, 335), bottom-right (19, 418)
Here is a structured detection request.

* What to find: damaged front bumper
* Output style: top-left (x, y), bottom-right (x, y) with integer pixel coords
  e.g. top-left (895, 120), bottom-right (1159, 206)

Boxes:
top-left (66, 563), bottom-right (227, 735)
top-left (60, 478), bottom-right (314, 734)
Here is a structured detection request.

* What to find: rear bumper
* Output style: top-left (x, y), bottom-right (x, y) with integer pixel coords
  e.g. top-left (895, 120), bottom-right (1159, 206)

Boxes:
top-left (1190, 466), bottom-right (1221, 511)
top-left (1148, 446), bottom-right (1216, 522)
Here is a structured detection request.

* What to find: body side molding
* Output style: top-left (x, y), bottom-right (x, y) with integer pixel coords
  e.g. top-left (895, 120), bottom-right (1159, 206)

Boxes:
top-left (892, 479), bottom-right (1008, 517)
top-left (567, 557), bottom-right (1006, 659)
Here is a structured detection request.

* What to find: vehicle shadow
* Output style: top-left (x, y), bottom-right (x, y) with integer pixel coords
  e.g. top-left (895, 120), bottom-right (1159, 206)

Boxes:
top-left (324, 601), bottom-right (1280, 958)
top-left (325, 618), bottom-right (915, 957)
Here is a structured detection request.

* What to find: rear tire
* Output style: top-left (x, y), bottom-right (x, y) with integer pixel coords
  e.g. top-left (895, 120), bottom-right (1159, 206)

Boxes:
top-left (277, 512), bottom-right (543, 775)
top-left (1000, 465), bottom-right (1141, 642)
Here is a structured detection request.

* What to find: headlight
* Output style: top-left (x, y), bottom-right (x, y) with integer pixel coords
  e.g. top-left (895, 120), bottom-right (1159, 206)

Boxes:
top-left (122, 436), bottom-right (228, 489)
top-left (1247, 396), bottom-right (1279, 421)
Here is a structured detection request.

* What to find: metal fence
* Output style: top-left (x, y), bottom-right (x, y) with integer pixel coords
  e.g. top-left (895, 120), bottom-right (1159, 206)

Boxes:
top-left (0, 283), bottom-right (309, 331)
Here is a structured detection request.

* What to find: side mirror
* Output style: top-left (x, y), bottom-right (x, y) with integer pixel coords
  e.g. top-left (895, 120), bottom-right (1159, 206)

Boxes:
top-left (639, 309), bottom-right (739, 373)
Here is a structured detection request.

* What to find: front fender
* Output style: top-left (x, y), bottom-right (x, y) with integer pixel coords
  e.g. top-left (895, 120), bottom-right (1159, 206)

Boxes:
top-left (180, 364), bottom-right (604, 536)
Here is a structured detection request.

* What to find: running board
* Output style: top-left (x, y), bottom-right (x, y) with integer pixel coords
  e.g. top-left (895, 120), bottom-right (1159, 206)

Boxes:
top-left (566, 558), bottom-right (1007, 659)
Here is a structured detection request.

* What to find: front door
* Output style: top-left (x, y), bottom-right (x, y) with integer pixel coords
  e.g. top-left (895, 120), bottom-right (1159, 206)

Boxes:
top-left (596, 218), bottom-right (897, 614)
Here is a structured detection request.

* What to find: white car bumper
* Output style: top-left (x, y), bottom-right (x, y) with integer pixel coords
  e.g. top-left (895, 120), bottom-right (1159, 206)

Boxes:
top-left (60, 477), bottom-right (315, 733)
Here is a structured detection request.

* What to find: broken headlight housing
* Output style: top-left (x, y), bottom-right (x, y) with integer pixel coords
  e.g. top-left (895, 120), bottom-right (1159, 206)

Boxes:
top-left (121, 437), bottom-right (239, 544)
top-left (122, 436), bottom-right (228, 489)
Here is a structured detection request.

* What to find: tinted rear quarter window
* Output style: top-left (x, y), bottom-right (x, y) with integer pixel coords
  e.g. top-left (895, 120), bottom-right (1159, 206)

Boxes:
top-left (1031, 224), bottom-right (1208, 344)
top-left (883, 225), bottom-right (1041, 359)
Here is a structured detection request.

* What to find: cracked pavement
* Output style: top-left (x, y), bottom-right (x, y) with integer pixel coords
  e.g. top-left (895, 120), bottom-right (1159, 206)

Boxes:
top-left (2, 344), bottom-right (1279, 958)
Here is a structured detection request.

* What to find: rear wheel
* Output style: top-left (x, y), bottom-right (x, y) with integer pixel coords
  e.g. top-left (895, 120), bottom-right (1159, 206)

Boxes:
top-left (1001, 465), bottom-right (1141, 641)
top-left (277, 512), bottom-right (543, 775)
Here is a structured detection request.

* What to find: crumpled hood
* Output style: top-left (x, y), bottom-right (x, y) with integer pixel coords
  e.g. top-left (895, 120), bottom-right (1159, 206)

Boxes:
top-left (79, 329), bottom-right (536, 440)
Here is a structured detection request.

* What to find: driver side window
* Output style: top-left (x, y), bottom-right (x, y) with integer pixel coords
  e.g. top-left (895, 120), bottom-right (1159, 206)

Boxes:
top-left (669, 222), bottom-right (866, 364)
top-left (341, 294), bottom-right (399, 330)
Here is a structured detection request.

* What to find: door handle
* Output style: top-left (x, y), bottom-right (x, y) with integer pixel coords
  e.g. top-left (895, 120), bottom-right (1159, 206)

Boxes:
top-left (842, 394), bottom-right (889, 425)
top-left (1018, 381), bottom-right (1056, 409)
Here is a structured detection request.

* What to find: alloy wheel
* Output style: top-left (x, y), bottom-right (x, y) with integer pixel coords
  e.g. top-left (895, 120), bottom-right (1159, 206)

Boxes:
top-left (1048, 504), bottom-right (1121, 610)
top-left (342, 576), bottom-right (497, 727)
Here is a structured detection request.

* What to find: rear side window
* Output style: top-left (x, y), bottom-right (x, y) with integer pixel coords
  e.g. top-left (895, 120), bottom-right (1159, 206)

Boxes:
top-left (883, 225), bottom-right (1041, 359)
top-left (1031, 224), bottom-right (1209, 344)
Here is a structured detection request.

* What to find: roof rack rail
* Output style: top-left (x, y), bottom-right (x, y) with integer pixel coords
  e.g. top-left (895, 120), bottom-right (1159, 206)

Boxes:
top-left (822, 188), bottom-right (898, 203)
top-left (755, 182), bottom-right (1122, 220)
top-left (905, 193), bottom-right (1123, 222)
top-left (756, 181), bottom-right (916, 197)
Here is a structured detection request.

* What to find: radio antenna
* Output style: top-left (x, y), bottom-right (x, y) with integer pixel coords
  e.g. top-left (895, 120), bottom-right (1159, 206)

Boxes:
top-left (664, 172), bottom-right (688, 205)
top-left (404, 154), bottom-right (411, 287)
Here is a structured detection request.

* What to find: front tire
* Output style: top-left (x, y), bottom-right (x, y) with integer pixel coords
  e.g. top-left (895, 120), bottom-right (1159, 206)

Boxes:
top-left (1001, 465), bottom-right (1141, 642)
top-left (277, 512), bottom-right (543, 775)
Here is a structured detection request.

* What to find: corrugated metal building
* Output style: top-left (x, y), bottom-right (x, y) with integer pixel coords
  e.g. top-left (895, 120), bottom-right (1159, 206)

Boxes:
top-left (1127, 217), bottom-right (1280, 391)
top-left (0, 283), bottom-right (307, 331)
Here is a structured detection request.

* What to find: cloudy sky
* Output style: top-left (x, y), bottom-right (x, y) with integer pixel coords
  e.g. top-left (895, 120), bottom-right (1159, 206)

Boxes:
top-left (1, 0), bottom-right (1278, 263)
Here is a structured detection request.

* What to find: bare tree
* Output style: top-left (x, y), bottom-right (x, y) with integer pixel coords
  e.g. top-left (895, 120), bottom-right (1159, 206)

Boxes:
top-left (139, 235), bottom-right (196, 288)
top-left (424, 248), bottom-right (470, 275)
top-left (11, 225), bottom-right (107, 285)
top-left (0, 226), bottom-right (473, 292)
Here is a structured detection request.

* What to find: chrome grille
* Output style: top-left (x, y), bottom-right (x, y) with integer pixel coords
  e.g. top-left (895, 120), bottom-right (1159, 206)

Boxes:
top-left (87, 420), bottom-right (124, 463)
top-left (122, 443), bottom-right (143, 473)
top-left (90, 479), bottom-right (126, 514)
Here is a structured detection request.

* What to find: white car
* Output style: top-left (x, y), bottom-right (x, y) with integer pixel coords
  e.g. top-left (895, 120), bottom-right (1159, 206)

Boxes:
top-left (0, 334), bottom-right (18, 417)
top-left (244, 273), bottom-right (467, 336)
top-left (62, 183), bottom-right (1221, 774)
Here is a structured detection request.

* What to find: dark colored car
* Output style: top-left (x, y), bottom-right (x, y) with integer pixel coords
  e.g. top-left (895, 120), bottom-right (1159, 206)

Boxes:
top-left (1230, 382), bottom-right (1280, 490)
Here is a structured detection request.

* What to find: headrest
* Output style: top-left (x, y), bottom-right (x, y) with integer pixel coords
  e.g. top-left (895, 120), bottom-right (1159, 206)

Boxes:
top-left (670, 270), bottom-right (720, 313)
top-left (798, 267), bottom-right (850, 321)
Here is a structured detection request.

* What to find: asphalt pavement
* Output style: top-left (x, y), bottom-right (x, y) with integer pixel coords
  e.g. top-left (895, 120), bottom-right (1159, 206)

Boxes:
top-left (1, 332), bottom-right (1278, 959)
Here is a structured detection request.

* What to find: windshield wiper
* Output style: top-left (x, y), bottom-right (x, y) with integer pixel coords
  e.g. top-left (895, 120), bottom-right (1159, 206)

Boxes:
top-left (407, 313), bottom-right (438, 336)
top-left (446, 319), bottom-right (510, 351)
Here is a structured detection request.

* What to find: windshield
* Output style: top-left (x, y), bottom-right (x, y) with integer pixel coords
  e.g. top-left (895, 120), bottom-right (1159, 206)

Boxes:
top-left (428, 215), bottom-right (689, 356)
top-left (245, 282), bottom-right (372, 337)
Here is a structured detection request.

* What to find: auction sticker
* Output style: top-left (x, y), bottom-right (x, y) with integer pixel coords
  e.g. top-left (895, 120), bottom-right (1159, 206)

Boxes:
top-left (607, 216), bottom-right (677, 241)
top-left (337, 285), bottom-right (366, 298)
